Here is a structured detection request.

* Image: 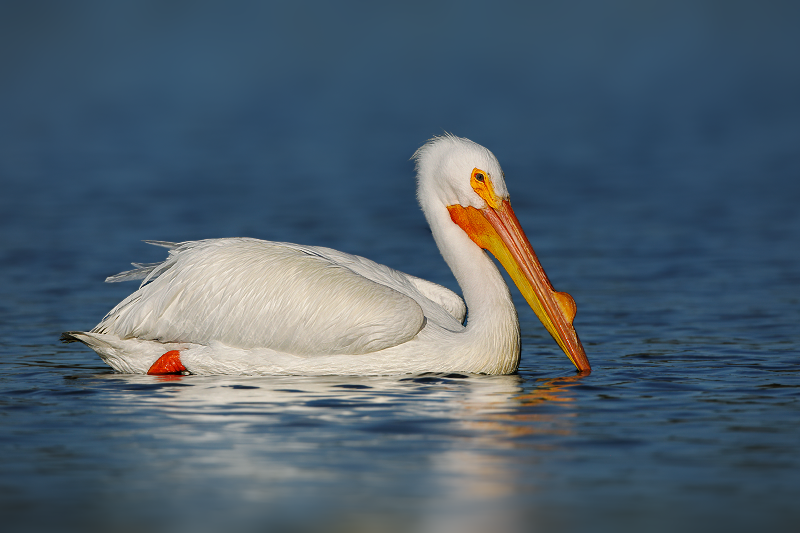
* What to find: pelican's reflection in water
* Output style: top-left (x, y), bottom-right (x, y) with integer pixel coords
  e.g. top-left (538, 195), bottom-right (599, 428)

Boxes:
top-left (94, 371), bottom-right (587, 532)
top-left (418, 374), bottom-right (587, 533)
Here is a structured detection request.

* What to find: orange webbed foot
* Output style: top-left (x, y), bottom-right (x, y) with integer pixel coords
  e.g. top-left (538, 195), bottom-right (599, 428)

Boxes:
top-left (147, 350), bottom-right (187, 375)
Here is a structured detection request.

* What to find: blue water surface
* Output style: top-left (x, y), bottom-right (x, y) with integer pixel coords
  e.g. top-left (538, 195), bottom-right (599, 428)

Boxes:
top-left (1, 1), bottom-right (799, 532)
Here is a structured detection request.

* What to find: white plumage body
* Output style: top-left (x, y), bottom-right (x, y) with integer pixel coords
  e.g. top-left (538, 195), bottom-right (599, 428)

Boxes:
top-left (64, 135), bottom-right (589, 375)
top-left (73, 237), bottom-right (518, 375)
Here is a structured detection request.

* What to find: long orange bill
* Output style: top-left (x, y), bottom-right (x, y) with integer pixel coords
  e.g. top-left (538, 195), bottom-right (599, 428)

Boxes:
top-left (448, 200), bottom-right (591, 373)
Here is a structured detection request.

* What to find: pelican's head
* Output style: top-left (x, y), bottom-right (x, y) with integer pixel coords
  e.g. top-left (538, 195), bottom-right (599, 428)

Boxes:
top-left (414, 134), bottom-right (510, 210)
top-left (414, 135), bottom-right (591, 373)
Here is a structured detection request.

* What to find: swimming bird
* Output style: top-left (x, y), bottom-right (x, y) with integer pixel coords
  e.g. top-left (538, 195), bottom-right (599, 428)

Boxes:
top-left (62, 135), bottom-right (590, 376)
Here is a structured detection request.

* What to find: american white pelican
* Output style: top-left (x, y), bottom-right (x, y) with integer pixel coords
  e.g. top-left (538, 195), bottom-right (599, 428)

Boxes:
top-left (62, 135), bottom-right (590, 375)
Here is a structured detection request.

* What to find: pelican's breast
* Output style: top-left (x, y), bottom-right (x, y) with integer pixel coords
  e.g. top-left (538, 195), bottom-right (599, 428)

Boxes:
top-left (93, 239), bottom-right (425, 355)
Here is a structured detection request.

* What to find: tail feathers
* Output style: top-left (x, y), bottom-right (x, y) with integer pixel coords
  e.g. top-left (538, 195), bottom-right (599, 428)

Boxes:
top-left (60, 331), bottom-right (113, 350)
top-left (60, 331), bottom-right (185, 374)
top-left (60, 331), bottom-right (82, 343)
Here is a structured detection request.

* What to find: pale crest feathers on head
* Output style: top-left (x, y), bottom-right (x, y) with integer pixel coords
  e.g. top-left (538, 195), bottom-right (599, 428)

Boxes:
top-left (413, 134), bottom-right (509, 209)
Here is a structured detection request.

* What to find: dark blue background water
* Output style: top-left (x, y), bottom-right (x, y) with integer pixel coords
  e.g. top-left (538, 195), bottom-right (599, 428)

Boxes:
top-left (1, 1), bottom-right (798, 531)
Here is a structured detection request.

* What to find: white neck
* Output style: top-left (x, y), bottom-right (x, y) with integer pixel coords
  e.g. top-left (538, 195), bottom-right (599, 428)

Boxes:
top-left (422, 200), bottom-right (521, 374)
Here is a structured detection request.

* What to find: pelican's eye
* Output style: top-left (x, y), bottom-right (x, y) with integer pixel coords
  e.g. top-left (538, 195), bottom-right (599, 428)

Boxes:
top-left (470, 167), bottom-right (501, 209)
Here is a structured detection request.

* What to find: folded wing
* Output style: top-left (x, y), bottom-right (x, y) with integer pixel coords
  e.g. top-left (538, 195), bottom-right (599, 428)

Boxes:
top-left (93, 238), bottom-right (427, 356)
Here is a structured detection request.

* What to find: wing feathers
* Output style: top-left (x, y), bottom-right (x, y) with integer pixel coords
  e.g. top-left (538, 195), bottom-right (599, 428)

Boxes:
top-left (94, 239), bottom-right (426, 356)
